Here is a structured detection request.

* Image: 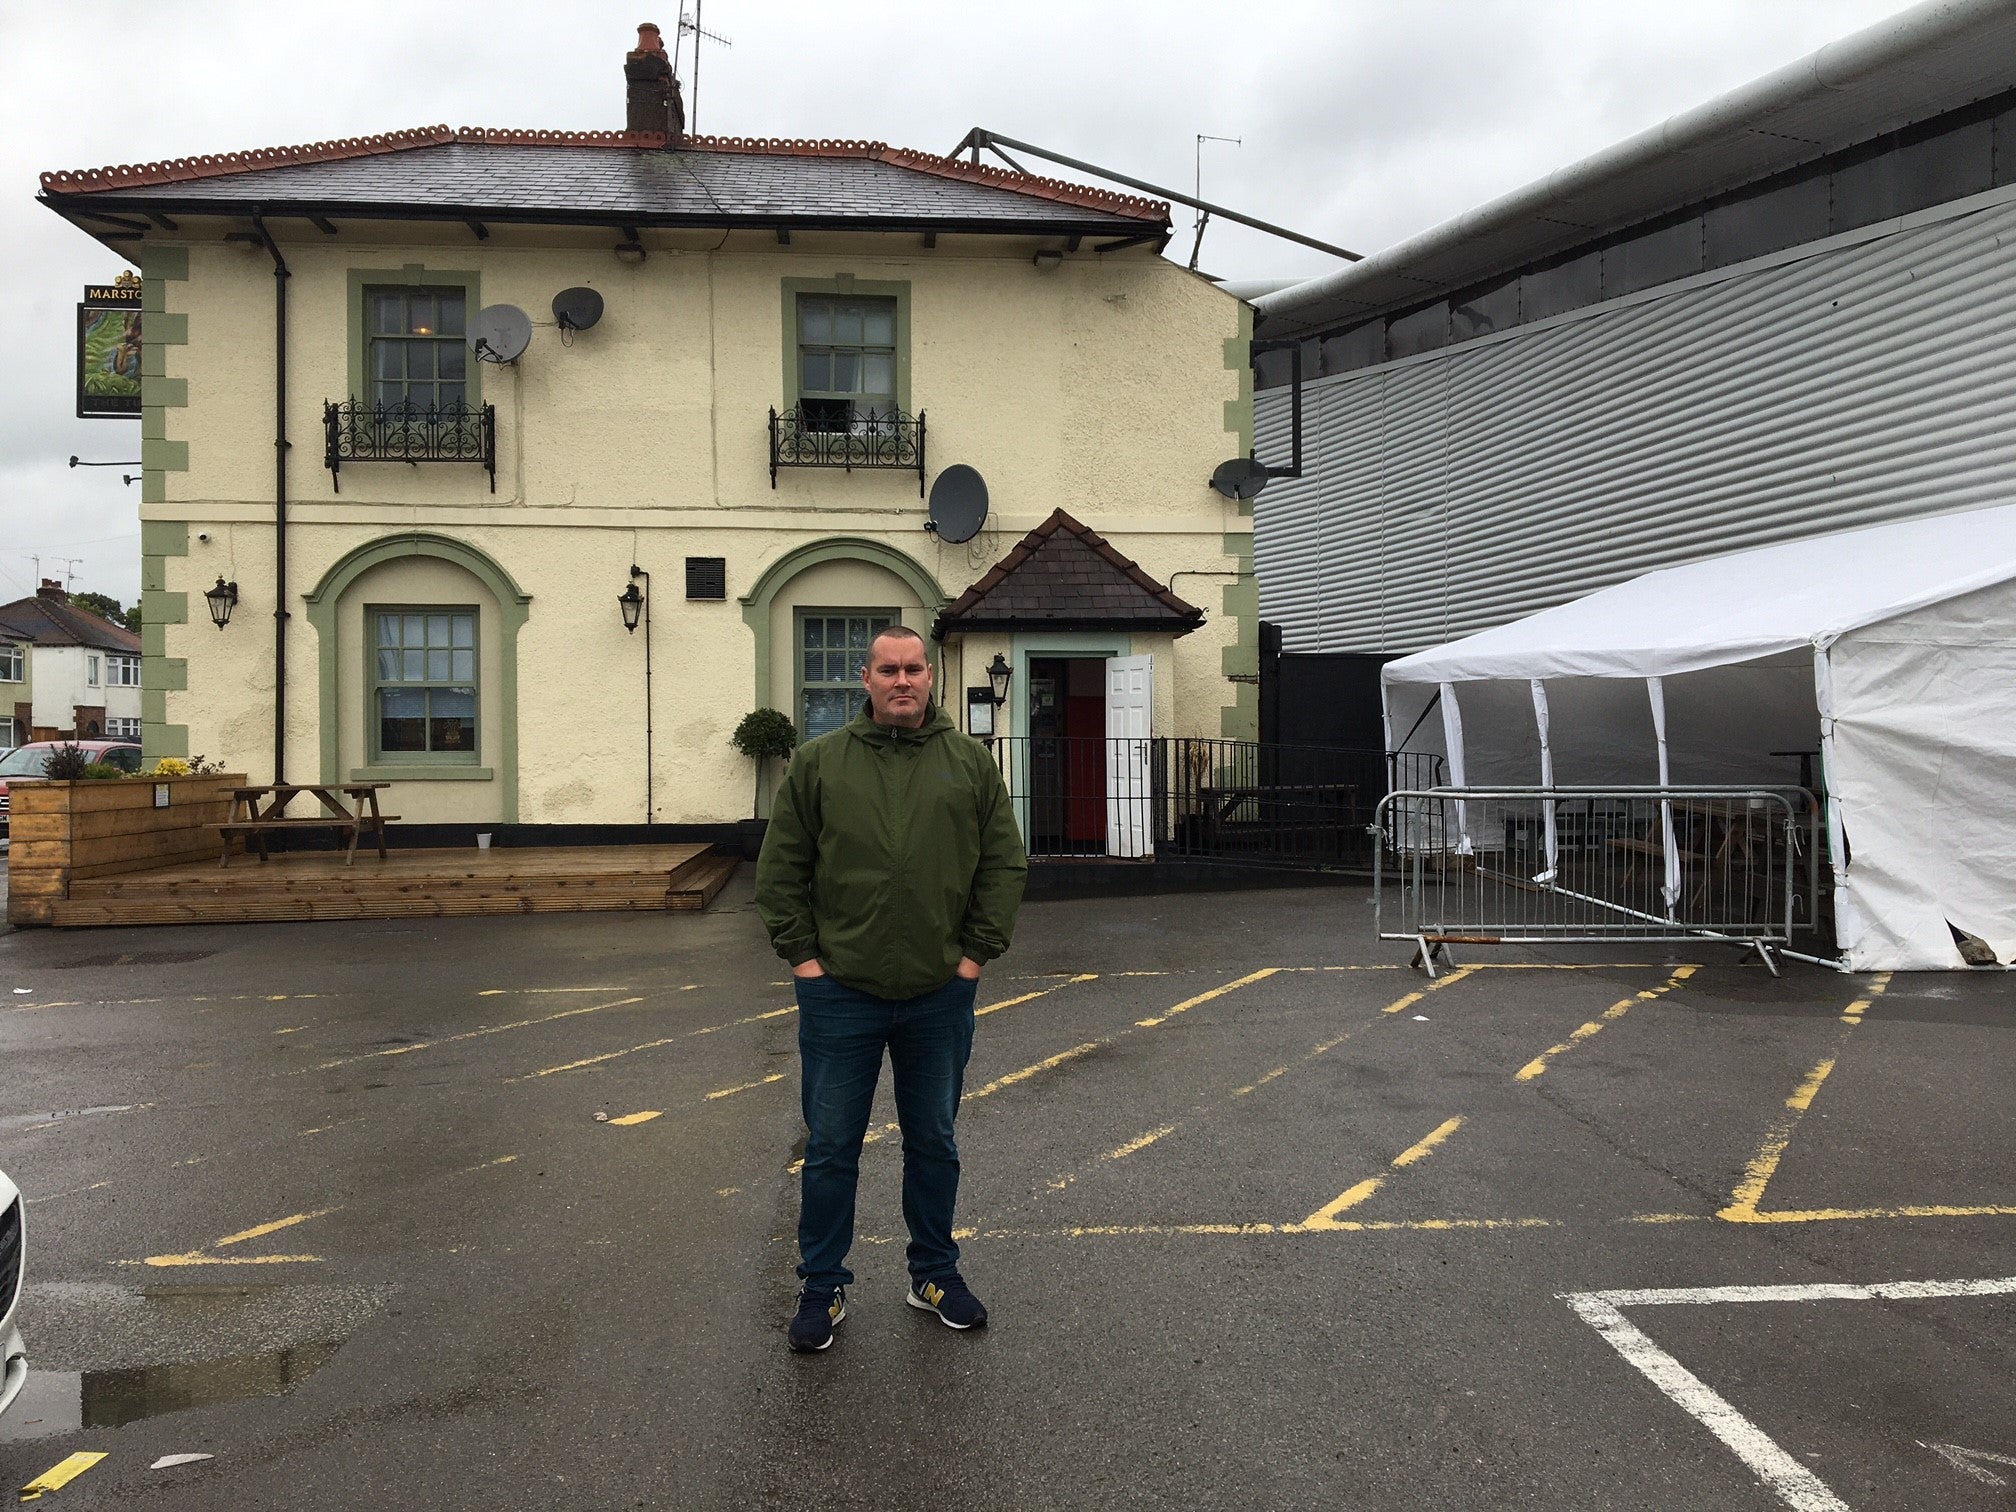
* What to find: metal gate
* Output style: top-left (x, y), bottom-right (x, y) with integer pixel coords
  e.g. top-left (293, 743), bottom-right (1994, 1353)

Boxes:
top-left (1372, 787), bottom-right (1823, 974)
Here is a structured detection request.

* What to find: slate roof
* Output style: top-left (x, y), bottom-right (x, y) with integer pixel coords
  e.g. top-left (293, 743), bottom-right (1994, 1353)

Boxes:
top-left (934, 509), bottom-right (1204, 637)
top-left (0, 596), bottom-right (141, 654)
top-left (41, 129), bottom-right (1168, 236)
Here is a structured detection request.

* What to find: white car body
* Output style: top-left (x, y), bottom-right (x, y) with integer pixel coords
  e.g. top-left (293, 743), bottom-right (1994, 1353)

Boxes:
top-left (0, 1166), bottom-right (24, 1421)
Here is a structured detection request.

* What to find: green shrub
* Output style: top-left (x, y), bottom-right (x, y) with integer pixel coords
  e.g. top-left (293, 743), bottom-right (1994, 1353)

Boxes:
top-left (41, 744), bottom-right (90, 780)
top-left (80, 762), bottom-right (129, 780)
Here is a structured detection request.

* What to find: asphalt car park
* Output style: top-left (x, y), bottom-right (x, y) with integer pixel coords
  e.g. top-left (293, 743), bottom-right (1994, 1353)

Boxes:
top-left (0, 874), bottom-right (2011, 1509)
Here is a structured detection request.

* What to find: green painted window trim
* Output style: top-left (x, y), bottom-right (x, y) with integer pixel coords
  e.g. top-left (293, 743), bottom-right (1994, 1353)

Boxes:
top-left (303, 532), bottom-right (530, 821)
top-left (346, 266), bottom-right (482, 409)
top-left (739, 536), bottom-right (944, 711)
top-left (364, 603), bottom-right (482, 766)
top-left (792, 607), bottom-right (899, 740)
top-left (780, 276), bottom-right (910, 414)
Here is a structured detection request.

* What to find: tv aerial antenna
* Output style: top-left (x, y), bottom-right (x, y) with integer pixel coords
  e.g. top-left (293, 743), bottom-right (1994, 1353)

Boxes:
top-left (1190, 134), bottom-right (1241, 272)
top-left (676, 4), bottom-right (733, 135)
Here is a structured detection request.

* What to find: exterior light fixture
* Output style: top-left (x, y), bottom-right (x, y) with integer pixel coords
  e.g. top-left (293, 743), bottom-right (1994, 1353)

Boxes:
top-left (618, 580), bottom-right (645, 632)
top-left (614, 237), bottom-right (647, 264)
top-left (987, 652), bottom-right (1013, 705)
top-left (1032, 250), bottom-right (1063, 270)
top-left (203, 576), bottom-right (239, 630)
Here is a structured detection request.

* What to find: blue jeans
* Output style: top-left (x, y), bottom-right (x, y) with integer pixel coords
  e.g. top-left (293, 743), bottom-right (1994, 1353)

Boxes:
top-left (794, 970), bottom-right (979, 1290)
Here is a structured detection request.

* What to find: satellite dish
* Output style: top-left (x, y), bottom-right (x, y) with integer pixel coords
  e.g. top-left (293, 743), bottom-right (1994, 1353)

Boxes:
top-left (470, 305), bottom-right (532, 364)
top-left (1210, 456), bottom-right (1271, 501)
top-left (552, 287), bottom-right (605, 332)
top-left (926, 465), bottom-right (989, 544)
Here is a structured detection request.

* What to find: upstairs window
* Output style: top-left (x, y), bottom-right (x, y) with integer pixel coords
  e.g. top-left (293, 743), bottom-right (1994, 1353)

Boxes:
top-left (0, 642), bottom-right (21, 682)
top-left (797, 295), bottom-right (897, 432)
top-left (107, 653), bottom-right (141, 687)
top-left (367, 287), bottom-right (468, 415)
top-left (372, 608), bottom-right (478, 759)
top-left (87, 654), bottom-right (100, 686)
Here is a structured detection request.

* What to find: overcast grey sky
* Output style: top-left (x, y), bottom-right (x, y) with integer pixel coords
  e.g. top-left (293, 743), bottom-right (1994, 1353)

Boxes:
top-left (2, 0), bottom-right (1915, 607)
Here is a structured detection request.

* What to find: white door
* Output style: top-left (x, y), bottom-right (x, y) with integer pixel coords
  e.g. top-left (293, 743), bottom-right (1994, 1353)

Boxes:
top-left (1104, 654), bottom-right (1153, 858)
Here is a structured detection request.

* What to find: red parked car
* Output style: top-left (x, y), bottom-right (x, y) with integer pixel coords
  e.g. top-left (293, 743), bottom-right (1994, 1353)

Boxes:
top-left (0, 740), bottom-right (143, 838)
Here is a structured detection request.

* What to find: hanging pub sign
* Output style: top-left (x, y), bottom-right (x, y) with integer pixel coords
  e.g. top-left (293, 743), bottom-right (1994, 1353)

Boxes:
top-left (77, 272), bottom-right (144, 418)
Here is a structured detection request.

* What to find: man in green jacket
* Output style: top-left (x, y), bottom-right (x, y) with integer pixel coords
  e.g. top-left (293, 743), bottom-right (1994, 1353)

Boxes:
top-left (756, 625), bottom-right (1027, 1353)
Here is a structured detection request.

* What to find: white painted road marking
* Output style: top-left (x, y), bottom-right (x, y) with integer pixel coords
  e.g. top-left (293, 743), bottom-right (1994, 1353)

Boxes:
top-left (1920, 1441), bottom-right (2016, 1486)
top-left (1561, 1276), bottom-right (2016, 1512)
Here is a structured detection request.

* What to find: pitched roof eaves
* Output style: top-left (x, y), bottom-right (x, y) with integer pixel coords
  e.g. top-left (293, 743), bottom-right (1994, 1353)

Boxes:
top-left (40, 192), bottom-right (1155, 239)
top-left (41, 128), bottom-right (1169, 224)
top-left (935, 508), bottom-right (1205, 630)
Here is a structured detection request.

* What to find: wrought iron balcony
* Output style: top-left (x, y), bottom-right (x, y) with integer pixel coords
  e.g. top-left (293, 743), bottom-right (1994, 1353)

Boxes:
top-left (769, 405), bottom-right (926, 496)
top-left (324, 398), bottom-right (497, 493)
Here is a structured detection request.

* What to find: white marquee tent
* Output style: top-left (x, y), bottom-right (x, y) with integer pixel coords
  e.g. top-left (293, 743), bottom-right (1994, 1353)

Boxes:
top-left (1382, 504), bottom-right (2016, 970)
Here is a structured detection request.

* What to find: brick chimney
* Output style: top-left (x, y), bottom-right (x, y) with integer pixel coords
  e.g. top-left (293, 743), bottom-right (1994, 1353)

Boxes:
top-left (625, 23), bottom-right (686, 141)
top-left (37, 579), bottom-right (67, 603)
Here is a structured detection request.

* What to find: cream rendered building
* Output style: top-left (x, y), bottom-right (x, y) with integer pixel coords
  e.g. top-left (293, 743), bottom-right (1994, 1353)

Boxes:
top-left (41, 46), bottom-right (1256, 840)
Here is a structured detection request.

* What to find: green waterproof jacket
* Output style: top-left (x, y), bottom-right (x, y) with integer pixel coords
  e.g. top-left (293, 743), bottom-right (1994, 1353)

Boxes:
top-left (755, 702), bottom-right (1028, 1000)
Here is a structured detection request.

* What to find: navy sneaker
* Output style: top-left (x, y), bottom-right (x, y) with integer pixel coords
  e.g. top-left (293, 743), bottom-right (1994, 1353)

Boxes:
top-left (788, 1285), bottom-right (846, 1352)
top-left (906, 1272), bottom-right (988, 1329)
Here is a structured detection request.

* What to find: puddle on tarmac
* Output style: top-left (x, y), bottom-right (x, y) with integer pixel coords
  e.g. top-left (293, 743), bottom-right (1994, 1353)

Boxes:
top-left (0, 1341), bottom-right (340, 1440)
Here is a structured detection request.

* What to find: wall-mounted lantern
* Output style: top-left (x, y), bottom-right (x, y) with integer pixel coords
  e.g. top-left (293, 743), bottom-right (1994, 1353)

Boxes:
top-left (617, 580), bottom-right (645, 633)
top-left (204, 576), bottom-right (239, 630)
top-left (987, 652), bottom-right (1014, 707)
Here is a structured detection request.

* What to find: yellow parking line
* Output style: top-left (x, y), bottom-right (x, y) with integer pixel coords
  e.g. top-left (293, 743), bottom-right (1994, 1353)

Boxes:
top-left (1720, 974), bottom-right (1892, 1221)
top-left (1739, 1202), bottom-right (2016, 1223)
top-left (1513, 967), bottom-right (1697, 1081)
top-left (515, 1005), bottom-right (796, 1080)
top-left (608, 1111), bottom-right (662, 1126)
top-left (1136, 968), bottom-right (1279, 1028)
top-left (1104, 1124), bottom-right (1176, 1161)
top-left (313, 995), bottom-right (645, 1071)
top-left (978, 973), bottom-right (1097, 1018)
top-left (21, 1450), bottom-right (108, 1497)
top-left (1382, 965), bottom-right (1481, 1013)
top-left (1295, 1116), bottom-right (1465, 1231)
top-left (705, 1073), bottom-right (785, 1101)
top-left (968, 1042), bottom-right (1103, 1101)
top-left (213, 1207), bottom-right (339, 1248)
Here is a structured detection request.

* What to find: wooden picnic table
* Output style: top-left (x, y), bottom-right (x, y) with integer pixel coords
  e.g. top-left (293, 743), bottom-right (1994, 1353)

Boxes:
top-left (213, 782), bottom-right (397, 867)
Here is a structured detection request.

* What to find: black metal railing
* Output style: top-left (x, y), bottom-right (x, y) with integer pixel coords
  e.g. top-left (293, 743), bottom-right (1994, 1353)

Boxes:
top-left (769, 405), bottom-right (926, 496)
top-left (1162, 740), bottom-right (1443, 868)
top-left (324, 398), bottom-right (496, 493)
top-left (986, 736), bottom-right (1442, 865)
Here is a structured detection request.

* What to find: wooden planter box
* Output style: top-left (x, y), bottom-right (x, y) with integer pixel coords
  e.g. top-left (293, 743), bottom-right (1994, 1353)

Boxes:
top-left (7, 773), bottom-right (248, 927)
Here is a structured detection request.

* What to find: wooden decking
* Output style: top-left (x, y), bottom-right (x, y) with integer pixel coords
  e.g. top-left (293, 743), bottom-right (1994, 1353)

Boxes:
top-left (45, 844), bottom-right (738, 928)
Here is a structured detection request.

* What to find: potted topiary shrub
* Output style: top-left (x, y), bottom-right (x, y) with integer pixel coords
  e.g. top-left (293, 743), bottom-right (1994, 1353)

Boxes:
top-left (729, 708), bottom-right (798, 858)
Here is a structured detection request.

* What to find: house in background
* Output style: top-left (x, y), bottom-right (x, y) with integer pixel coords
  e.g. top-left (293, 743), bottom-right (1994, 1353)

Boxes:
top-left (0, 618), bottom-right (30, 749)
top-left (1248, 0), bottom-right (2016, 750)
top-left (0, 583), bottom-right (142, 744)
top-left (37, 24), bottom-right (1255, 848)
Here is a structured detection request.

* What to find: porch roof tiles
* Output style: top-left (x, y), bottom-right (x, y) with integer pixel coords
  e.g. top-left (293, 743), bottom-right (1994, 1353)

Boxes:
top-left (934, 509), bottom-right (1204, 637)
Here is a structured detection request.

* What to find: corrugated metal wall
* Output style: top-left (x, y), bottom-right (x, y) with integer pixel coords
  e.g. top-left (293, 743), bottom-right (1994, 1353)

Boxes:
top-left (1254, 190), bottom-right (2016, 653)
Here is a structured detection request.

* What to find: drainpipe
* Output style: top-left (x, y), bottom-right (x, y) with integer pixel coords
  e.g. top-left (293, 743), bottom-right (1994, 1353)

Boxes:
top-left (250, 212), bottom-right (290, 783)
top-left (631, 564), bottom-right (654, 824)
